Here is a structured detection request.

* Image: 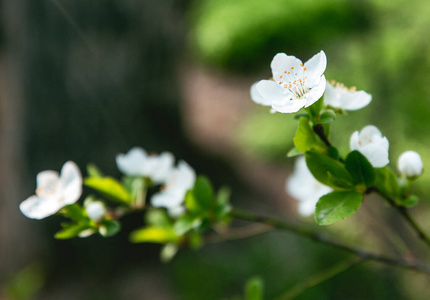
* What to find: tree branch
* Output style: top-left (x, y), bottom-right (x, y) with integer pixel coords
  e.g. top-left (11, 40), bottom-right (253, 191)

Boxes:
top-left (231, 209), bottom-right (430, 275)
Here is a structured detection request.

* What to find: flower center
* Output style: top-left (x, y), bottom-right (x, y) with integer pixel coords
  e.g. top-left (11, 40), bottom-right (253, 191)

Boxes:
top-left (36, 179), bottom-right (60, 197)
top-left (277, 64), bottom-right (308, 99)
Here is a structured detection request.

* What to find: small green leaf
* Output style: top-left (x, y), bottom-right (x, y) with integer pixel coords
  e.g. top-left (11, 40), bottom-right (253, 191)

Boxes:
top-left (193, 176), bottom-right (215, 210)
top-left (173, 215), bottom-right (202, 236)
top-left (85, 177), bottom-right (133, 204)
top-left (130, 227), bottom-right (178, 243)
top-left (61, 204), bottom-right (88, 222)
top-left (145, 208), bottom-right (172, 228)
top-left (122, 176), bottom-right (146, 206)
top-left (287, 147), bottom-right (302, 157)
top-left (293, 117), bottom-right (325, 153)
top-left (188, 230), bottom-right (204, 249)
top-left (185, 190), bottom-right (201, 213)
top-left (400, 195), bottom-right (419, 207)
top-left (305, 150), bottom-right (354, 189)
top-left (345, 151), bottom-right (375, 187)
top-left (87, 163), bottom-right (104, 178)
top-left (326, 146), bottom-right (340, 160)
top-left (374, 167), bottom-right (401, 199)
top-left (245, 276), bottom-right (264, 300)
top-left (318, 109), bottom-right (336, 124)
top-left (55, 223), bottom-right (91, 239)
top-left (294, 113), bottom-right (309, 120)
top-left (315, 191), bottom-right (363, 225)
top-left (99, 220), bottom-right (121, 237)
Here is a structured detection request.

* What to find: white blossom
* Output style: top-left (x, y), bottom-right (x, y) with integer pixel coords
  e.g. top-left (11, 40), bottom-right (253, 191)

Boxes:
top-left (350, 125), bottom-right (389, 168)
top-left (85, 201), bottom-right (107, 222)
top-left (397, 151), bottom-right (423, 178)
top-left (286, 156), bottom-right (332, 216)
top-left (252, 51), bottom-right (327, 113)
top-left (116, 147), bottom-right (174, 184)
top-left (324, 80), bottom-right (372, 111)
top-left (151, 161), bottom-right (196, 217)
top-left (19, 161), bottom-right (82, 219)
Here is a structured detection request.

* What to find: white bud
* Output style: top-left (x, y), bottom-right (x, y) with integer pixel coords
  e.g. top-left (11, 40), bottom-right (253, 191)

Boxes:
top-left (86, 201), bottom-right (106, 222)
top-left (397, 151), bottom-right (423, 178)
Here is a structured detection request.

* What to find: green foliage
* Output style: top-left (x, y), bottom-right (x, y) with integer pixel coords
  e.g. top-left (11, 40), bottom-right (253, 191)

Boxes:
top-left (4, 263), bottom-right (45, 300)
top-left (122, 176), bottom-right (146, 206)
top-left (305, 150), bottom-right (353, 189)
top-left (61, 204), bottom-right (87, 222)
top-left (55, 222), bottom-right (92, 239)
top-left (294, 117), bottom-right (325, 153)
top-left (374, 167), bottom-right (401, 200)
top-left (86, 163), bottom-right (104, 178)
top-left (318, 109), bottom-right (336, 125)
top-left (99, 220), bottom-right (121, 237)
top-left (173, 215), bottom-right (202, 236)
top-left (193, 176), bottom-right (215, 210)
top-left (400, 195), bottom-right (419, 208)
top-left (245, 276), bottom-right (264, 300)
top-left (315, 191), bottom-right (363, 225)
top-left (345, 150), bottom-right (375, 189)
top-left (130, 227), bottom-right (179, 244)
top-left (84, 177), bottom-right (133, 204)
top-left (190, 0), bottom-right (370, 71)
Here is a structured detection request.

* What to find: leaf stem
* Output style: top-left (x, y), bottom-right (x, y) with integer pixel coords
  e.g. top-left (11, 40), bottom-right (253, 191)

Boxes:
top-left (231, 209), bottom-right (430, 275)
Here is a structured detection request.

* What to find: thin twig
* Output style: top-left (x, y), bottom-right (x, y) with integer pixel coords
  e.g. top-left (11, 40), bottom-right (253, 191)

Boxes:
top-left (275, 257), bottom-right (364, 300)
top-left (231, 209), bottom-right (430, 275)
top-left (206, 224), bottom-right (272, 244)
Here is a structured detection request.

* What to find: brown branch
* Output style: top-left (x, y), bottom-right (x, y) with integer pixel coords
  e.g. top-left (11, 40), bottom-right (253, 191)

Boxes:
top-left (231, 209), bottom-right (430, 275)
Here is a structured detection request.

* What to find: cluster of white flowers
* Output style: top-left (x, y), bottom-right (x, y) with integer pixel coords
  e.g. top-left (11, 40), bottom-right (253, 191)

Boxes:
top-left (116, 147), bottom-right (196, 216)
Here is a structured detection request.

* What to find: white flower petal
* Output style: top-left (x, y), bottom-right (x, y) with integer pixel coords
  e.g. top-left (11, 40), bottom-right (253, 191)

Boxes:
top-left (151, 190), bottom-right (184, 210)
top-left (338, 91), bottom-right (372, 111)
top-left (19, 195), bottom-right (63, 219)
top-left (250, 82), bottom-right (272, 106)
top-left (60, 161), bottom-right (83, 205)
top-left (350, 131), bottom-right (360, 150)
top-left (359, 144), bottom-right (389, 168)
top-left (323, 81), bottom-right (341, 108)
top-left (257, 80), bottom-right (292, 103)
top-left (167, 205), bottom-right (186, 217)
top-left (36, 171), bottom-right (59, 188)
top-left (116, 147), bottom-right (148, 176)
top-left (150, 152), bottom-right (175, 184)
top-left (359, 125), bottom-right (382, 141)
top-left (304, 75), bottom-right (326, 107)
top-left (271, 98), bottom-right (306, 113)
top-left (270, 53), bottom-right (304, 82)
top-left (297, 198), bottom-right (318, 217)
top-left (304, 51), bottom-right (327, 87)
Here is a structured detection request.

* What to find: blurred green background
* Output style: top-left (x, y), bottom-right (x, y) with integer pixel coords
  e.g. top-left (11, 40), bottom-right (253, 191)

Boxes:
top-left (1, 0), bottom-right (430, 299)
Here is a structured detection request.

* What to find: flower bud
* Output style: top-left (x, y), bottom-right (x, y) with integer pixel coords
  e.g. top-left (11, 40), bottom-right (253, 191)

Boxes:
top-left (86, 201), bottom-right (106, 222)
top-left (397, 151), bottom-right (423, 178)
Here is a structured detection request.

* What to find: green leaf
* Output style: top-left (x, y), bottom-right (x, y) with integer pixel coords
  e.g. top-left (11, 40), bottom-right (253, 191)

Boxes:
top-left (374, 167), bottom-right (401, 199)
top-left (294, 113), bottom-right (309, 120)
top-left (326, 146), bottom-right (340, 160)
top-left (215, 187), bottom-right (232, 220)
top-left (193, 176), bottom-right (215, 210)
top-left (245, 276), bottom-right (264, 300)
top-left (305, 150), bottom-right (354, 189)
top-left (287, 147), bottom-right (302, 157)
top-left (173, 215), bottom-right (202, 236)
top-left (315, 191), bottom-right (363, 225)
top-left (145, 208), bottom-right (172, 228)
top-left (99, 220), bottom-right (121, 237)
top-left (84, 177), bottom-right (133, 204)
top-left (345, 151), bottom-right (375, 188)
top-left (61, 204), bottom-right (88, 222)
top-left (122, 176), bottom-right (146, 206)
top-left (185, 190), bottom-right (201, 213)
top-left (294, 117), bottom-right (325, 153)
top-left (188, 230), bottom-right (204, 249)
top-left (318, 109), bottom-right (336, 124)
top-left (55, 223), bottom-right (91, 239)
top-left (399, 195), bottom-right (419, 207)
top-left (129, 227), bottom-right (178, 244)
top-left (87, 163), bottom-right (104, 178)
